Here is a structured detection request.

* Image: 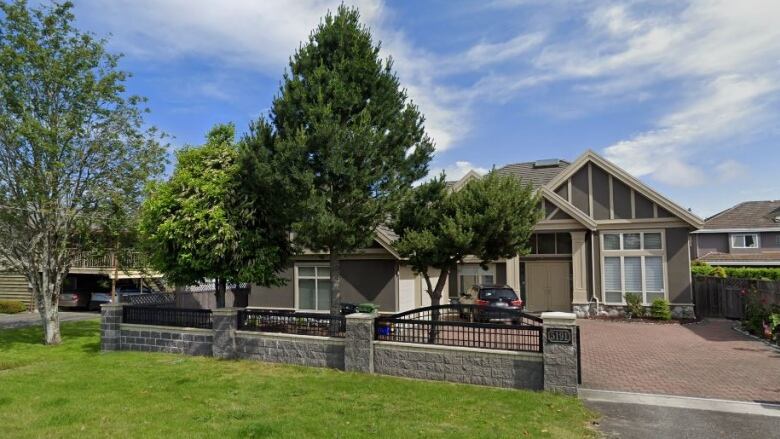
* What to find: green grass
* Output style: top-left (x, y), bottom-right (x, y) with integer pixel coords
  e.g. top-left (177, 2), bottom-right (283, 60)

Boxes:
top-left (0, 321), bottom-right (597, 438)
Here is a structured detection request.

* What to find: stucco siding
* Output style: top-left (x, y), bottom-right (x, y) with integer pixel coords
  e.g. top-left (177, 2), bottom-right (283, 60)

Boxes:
top-left (591, 165), bottom-right (611, 220)
top-left (612, 179), bottom-right (632, 219)
top-left (340, 260), bottom-right (397, 312)
top-left (570, 167), bottom-right (590, 215)
top-left (634, 192), bottom-right (655, 219)
top-left (496, 262), bottom-right (507, 286)
top-left (555, 183), bottom-right (568, 201)
top-left (666, 228), bottom-right (693, 303)
top-left (249, 268), bottom-right (294, 309)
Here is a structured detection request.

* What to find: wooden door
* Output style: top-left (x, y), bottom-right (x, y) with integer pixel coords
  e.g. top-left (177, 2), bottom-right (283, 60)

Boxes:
top-left (524, 261), bottom-right (572, 312)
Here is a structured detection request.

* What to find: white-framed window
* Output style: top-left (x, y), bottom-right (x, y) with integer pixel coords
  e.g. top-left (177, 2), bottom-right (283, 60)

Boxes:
top-left (601, 231), bottom-right (666, 305)
top-left (295, 265), bottom-right (331, 311)
top-left (458, 264), bottom-right (495, 294)
top-left (730, 233), bottom-right (759, 249)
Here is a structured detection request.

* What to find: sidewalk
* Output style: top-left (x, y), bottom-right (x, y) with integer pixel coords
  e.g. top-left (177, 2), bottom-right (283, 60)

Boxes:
top-left (0, 311), bottom-right (98, 330)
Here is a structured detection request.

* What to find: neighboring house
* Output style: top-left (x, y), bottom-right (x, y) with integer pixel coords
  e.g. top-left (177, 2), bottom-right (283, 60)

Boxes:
top-left (250, 150), bottom-right (703, 318)
top-left (692, 200), bottom-right (780, 267)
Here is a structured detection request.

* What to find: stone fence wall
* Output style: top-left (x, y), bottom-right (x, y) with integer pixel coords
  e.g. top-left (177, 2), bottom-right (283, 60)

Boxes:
top-left (101, 304), bottom-right (579, 395)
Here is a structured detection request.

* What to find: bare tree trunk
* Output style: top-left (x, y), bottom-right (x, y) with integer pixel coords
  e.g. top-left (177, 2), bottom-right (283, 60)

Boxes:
top-left (329, 251), bottom-right (342, 335)
top-left (34, 267), bottom-right (63, 345)
top-left (424, 266), bottom-right (450, 344)
top-left (214, 277), bottom-right (226, 308)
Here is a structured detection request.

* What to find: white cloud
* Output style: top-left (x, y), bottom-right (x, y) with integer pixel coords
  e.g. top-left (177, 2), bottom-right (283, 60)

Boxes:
top-left (715, 160), bottom-right (747, 182)
top-left (427, 161), bottom-right (488, 182)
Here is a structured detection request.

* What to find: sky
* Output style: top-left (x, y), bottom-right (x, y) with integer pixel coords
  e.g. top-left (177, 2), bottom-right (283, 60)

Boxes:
top-left (69, 0), bottom-right (780, 218)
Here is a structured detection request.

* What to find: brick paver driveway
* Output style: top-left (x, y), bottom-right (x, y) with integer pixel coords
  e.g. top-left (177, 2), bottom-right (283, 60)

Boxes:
top-left (579, 318), bottom-right (780, 403)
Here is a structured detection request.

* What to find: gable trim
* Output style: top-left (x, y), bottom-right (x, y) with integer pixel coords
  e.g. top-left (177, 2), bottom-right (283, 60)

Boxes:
top-left (540, 187), bottom-right (597, 230)
top-left (545, 150), bottom-right (703, 228)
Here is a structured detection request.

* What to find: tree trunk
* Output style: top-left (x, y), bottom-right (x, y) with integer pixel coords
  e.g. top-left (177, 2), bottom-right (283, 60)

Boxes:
top-left (424, 266), bottom-right (451, 344)
top-left (110, 250), bottom-right (118, 304)
top-left (34, 268), bottom-right (63, 345)
top-left (329, 251), bottom-right (341, 315)
top-left (215, 277), bottom-right (226, 308)
top-left (329, 251), bottom-right (342, 336)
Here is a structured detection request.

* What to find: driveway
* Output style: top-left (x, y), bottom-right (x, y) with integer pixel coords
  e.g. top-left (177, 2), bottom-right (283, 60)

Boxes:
top-left (0, 311), bottom-right (98, 330)
top-left (579, 318), bottom-right (780, 404)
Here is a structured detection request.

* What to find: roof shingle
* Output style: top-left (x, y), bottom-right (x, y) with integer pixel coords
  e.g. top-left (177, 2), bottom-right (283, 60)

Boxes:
top-left (494, 160), bottom-right (570, 189)
top-left (703, 200), bottom-right (780, 230)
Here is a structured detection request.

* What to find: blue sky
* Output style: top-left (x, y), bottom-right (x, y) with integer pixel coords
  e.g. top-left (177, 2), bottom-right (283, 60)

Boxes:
top-left (71, 0), bottom-right (780, 217)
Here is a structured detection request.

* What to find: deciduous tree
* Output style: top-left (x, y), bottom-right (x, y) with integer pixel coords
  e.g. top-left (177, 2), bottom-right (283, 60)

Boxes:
top-left (0, 1), bottom-right (166, 344)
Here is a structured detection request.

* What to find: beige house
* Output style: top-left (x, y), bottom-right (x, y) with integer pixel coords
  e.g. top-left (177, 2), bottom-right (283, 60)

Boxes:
top-left (250, 150), bottom-right (703, 318)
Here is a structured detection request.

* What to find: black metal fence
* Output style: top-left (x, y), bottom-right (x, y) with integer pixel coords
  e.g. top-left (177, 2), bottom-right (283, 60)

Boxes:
top-left (375, 304), bottom-right (543, 353)
top-left (123, 306), bottom-right (213, 329)
top-left (237, 309), bottom-right (346, 338)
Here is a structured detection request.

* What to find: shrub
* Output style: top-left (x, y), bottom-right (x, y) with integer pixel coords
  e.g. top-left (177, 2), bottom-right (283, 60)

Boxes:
top-left (623, 293), bottom-right (644, 318)
top-left (650, 298), bottom-right (671, 320)
top-left (692, 264), bottom-right (780, 280)
top-left (357, 303), bottom-right (378, 313)
top-left (0, 300), bottom-right (26, 314)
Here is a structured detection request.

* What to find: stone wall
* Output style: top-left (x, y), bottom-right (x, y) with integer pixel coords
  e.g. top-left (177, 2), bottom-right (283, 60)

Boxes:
top-left (101, 306), bottom-right (580, 394)
top-left (374, 342), bottom-right (543, 389)
top-left (235, 331), bottom-right (345, 369)
top-left (119, 323), bottom-right (213, 356)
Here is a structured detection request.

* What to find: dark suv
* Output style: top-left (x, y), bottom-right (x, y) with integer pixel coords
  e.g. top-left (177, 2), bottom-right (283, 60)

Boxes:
top-left (458, 285), bottom-right (524, 322)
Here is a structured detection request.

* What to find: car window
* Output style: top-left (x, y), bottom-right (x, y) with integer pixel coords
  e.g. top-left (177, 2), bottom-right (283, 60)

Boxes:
top-left (478, 288), bottom-right (517, 300)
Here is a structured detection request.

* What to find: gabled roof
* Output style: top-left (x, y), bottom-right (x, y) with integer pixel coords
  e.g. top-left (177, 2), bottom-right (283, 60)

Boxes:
top-left (544, 150), bottom-right (704, 228)
top-left (701, 200), bottom-right (780, 231)
top-left (495, 159), bottom-right (570, 189)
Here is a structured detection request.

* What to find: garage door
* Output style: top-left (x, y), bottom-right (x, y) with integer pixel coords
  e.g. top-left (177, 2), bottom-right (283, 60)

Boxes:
top-left (525, 261), bottom-right (571, 312)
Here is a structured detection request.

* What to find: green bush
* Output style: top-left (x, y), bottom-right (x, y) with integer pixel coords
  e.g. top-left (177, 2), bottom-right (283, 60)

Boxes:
top-left (357, 303), bottom-right (378, 313)
top-left (0, 300), bottom-right (26, 314)
top-left (650, 298), bottom-right (671, 320)
top-left (623, 293), bottom-right (644, 318)
top-left (692, 264), bottom-right (780, 280)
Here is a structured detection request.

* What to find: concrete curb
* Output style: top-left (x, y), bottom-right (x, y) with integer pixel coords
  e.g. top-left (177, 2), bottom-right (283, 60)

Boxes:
top-left (580, 388), bottom-right (780, 418)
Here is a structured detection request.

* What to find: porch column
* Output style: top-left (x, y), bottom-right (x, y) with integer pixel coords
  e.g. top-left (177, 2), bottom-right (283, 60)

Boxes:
top-left (505, 255), bottom-right (521, 291)
top-left (569, 231), bottom-right (588, 305)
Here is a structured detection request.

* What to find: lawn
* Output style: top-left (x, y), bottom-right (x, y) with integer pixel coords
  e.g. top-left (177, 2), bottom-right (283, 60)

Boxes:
top-left (0, 321), bottom-right (597, 438)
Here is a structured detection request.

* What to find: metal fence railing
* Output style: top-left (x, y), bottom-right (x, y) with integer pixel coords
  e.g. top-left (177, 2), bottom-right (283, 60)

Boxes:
top-left (375, 304), bottom-right (543, 353)
top-left (122, 306), bottom-right (213, 329)
top-left (237, 309), bottom-right (346, 338)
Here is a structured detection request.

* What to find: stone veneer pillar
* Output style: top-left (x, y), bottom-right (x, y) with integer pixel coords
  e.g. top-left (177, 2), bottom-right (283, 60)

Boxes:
top-left (100, 303), bottom-right (123, 351)
top-left (541, 311), bottom-right (579, 395)
top-left (344, 312), bottom-right (377, 373)
top-left (212, 308), bottom-right (238, 359)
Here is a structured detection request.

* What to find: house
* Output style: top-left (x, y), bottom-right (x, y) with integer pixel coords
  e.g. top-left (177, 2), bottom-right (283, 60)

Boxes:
top-left (691, 200), bottom-right (780, 267)
top-left (249, 150), bottom-right (703, 318)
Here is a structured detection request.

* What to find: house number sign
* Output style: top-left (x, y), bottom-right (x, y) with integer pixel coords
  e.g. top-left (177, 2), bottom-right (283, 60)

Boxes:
top-left (546, 328), bottom-right (572, 344)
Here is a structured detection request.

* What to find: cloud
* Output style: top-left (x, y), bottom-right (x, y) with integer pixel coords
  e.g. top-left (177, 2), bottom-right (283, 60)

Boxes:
top-left (427, 161), bottom-right (488, 182)
top-left (715, 160), bottom-right (747, 182)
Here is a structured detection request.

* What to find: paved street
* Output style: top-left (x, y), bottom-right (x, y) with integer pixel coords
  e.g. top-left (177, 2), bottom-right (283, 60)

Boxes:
top-left (0, 311), bottom-right (98, 330)
top-left (586, 399), bottom-right (780, 439)
top-left (580, 318), bottom-right (780, 403)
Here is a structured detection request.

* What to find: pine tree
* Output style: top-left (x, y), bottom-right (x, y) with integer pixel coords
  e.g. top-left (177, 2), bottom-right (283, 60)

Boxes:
top-left (262, 5), bottom-right (434, 315)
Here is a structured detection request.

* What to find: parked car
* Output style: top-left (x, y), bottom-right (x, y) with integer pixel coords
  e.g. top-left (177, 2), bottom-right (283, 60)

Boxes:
top-left (458, 285), bottom-right (524, 322)
top-left (88, 291), bottom-right (112, 310)
top-left (59, 291), bottom-right (90, 309)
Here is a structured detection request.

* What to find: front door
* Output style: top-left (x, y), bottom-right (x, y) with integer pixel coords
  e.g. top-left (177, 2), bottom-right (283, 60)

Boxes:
top-left (525, 261), bottom-right (571, 312)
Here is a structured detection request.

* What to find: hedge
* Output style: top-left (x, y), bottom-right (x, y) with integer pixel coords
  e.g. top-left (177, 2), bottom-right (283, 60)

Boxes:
top-left (691, 265), bottom-right (780, 280)
top-left (0, 299), bottom-right (27, 314)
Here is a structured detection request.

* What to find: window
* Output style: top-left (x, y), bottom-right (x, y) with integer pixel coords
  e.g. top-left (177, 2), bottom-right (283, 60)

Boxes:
top-left (527, 233), bottom-right (574, 255)
top-left (297, 265), bottom-right (331, 311)
top-left (458, 265), bottom-right (494, 294)
top-left (601, 231), bottom-right (666, 304)
top-left (731, 234), bottom-right (759, 249)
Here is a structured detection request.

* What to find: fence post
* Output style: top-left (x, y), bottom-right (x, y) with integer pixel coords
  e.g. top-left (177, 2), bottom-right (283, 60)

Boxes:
top-left (345, 312), bottom-right (377, 374)
top-left (212, 308), bottom-right (238, 359)
top-left (100, 303), bottom-right (123, 352)
top-left (541, 312), bottom-right (578, 396)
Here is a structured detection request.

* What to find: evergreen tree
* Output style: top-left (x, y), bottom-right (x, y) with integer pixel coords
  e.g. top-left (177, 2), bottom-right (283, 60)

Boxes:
top-left (257, 5), bottom-right (434, 315)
